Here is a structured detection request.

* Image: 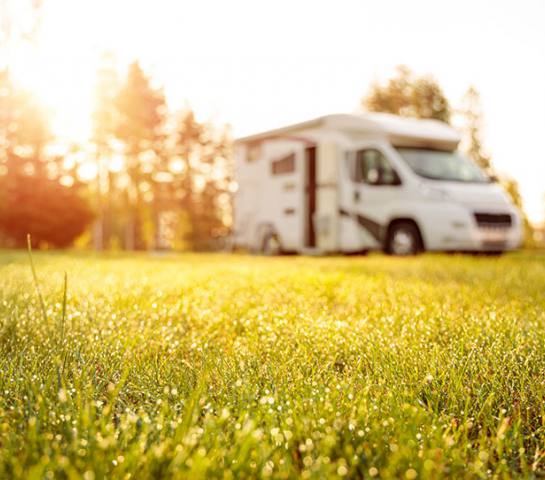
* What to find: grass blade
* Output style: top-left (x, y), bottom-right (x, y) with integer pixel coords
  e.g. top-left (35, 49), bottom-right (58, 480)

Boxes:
top-left (60, 271), bottom-right (67, 344)
top-left (26, 234), bottom-right (48, 322)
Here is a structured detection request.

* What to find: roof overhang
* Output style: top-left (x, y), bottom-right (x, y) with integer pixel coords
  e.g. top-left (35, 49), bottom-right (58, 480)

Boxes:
top-left (235, 113), bottom-right (461, 151)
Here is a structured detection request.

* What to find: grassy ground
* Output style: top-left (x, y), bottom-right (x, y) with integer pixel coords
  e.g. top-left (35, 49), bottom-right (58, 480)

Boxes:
top-left (1, 251), bottom-right (545, 479)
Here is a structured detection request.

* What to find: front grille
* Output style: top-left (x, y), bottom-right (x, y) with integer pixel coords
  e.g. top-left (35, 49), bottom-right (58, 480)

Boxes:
top-left (474, 212), bottom-right (512, 228)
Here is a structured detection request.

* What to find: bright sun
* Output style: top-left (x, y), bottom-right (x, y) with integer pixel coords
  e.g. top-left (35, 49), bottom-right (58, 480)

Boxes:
top-left (7, 3), bottom-right (98, 143)
top-left (12, 49), bottom-right (95, 142)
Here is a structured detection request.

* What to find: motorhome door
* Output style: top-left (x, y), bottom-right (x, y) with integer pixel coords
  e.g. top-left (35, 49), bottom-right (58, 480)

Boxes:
top-left (340, 143), bottom-right (403, 250)
top-left (304, 146), bottom-right (317, 248)
top-left (264, 140), bottom-right (312, 251)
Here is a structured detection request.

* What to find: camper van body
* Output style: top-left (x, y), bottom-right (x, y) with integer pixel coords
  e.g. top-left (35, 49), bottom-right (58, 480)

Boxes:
top-left (233, 113), bottom-right (522, 255)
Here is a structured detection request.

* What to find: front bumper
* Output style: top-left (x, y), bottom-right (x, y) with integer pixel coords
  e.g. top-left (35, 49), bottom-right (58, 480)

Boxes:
top-left (419, 204), bottom-right (523, 252)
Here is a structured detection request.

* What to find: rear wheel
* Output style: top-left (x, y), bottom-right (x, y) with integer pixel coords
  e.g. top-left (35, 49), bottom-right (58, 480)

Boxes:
top-left (261, 233), bottom-right (282, 256)
top-left (385, 222), bottom-right (422, 256)
top-left (475, 250), bottom-right (504, 257)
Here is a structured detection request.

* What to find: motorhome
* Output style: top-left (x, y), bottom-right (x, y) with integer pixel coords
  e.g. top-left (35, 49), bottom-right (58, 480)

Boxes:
top-left (233, 113), bottom-right (522, 255)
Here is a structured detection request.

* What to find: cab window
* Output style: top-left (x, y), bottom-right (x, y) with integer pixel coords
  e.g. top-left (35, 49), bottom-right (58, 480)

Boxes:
top-left (354, 149), bottom-right (401, 186)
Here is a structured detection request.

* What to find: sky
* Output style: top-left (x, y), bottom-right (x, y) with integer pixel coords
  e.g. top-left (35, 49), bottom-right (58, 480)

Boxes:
top-left (6, 0), bottom-right (545, 222)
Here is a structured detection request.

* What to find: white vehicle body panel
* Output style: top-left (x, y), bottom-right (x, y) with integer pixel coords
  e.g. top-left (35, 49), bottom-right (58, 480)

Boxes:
top-left (233, 113), bottom-right (523, 254)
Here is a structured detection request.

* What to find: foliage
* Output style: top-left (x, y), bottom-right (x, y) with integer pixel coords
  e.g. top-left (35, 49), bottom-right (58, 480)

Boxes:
top-left (0, 174), bottom-right (93, 248)
top-left (0, 70), bottom-right (51, 172)
top-left (112, 61), bottom-right (167, 250)
top-left (458, 87), bottom-right (496, 178)
top-left (501, 177), bottom-right (535, 247)
top-left (459, 86), bottom-right (493, 174)
top-left (115, 62), bottom-right (165, 152)
top-left (460, 86), bottom-right (534, 245)
top-left (173, 111), bottom-right (233, 250)
top-left (90, 61), bottom-right (233, 252)
top-left (92, 53), bottom-right (121, 147)
top-left (1, 252), bottom-right (545, 478)
top-left (0, 0), bottom-right (43, 47)
top-left (0, 70), bottom-right (94, 248)
top-left (363, 66), bottom-right (451, 123)
top-left (89, 52), bottom-right (122, 251)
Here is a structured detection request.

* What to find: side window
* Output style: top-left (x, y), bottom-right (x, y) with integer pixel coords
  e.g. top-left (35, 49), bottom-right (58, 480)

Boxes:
top-left (354, 149), bottom-right (401, 186)
top-left (271, 153), bottom-right (296, 175)
top-left (247, 142), bottom-right (262, 162)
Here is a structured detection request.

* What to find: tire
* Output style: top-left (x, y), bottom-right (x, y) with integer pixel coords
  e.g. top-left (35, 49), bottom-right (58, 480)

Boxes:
top-left (261, 233), bottom-right (282, 256)
top-left (476, 251), bottom-right (504, 257)
top-left (343, 249), bottom-right (369, 256)
top-left (385, 222), bottom-right (422, 256)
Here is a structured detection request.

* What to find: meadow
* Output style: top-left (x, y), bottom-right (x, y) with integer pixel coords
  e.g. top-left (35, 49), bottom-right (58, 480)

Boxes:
top-left (1, 251), bottom-right (544, 479)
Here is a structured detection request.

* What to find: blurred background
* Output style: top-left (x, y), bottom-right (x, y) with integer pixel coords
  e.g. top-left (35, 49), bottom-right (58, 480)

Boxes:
top-left (0, 0), bottom-right (544, 250)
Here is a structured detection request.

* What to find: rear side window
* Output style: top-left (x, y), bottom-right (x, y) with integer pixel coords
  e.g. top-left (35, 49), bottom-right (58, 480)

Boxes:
top-left (247, 142), bottom-right (262, 162)
top-left (271, 153), bottom-right (296, 175)
top-left (354, 149), bottom-right (401, 186)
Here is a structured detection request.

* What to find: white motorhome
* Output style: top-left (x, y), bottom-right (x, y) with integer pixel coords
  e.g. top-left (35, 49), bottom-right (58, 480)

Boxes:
top-left (233, 113), bottom-right (522, 255)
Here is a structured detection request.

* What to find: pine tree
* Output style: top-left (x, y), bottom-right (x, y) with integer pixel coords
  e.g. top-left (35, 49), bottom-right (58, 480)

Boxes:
top-left (91, 52), bottom-right (121, 250)
top-left (460, 86), bottom-right (493, 174)
top-left (171, 110), bottom-right (233, 250)
top-left (114, 61), bottom-right (166, 250)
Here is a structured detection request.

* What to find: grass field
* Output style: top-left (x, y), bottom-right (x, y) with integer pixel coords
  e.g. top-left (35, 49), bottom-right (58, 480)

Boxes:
top-left (1, 251), bottom-right (545, 479)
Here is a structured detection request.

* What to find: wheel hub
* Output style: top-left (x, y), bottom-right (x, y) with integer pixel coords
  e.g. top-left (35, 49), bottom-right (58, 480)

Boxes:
top-left (391, 230), bottom-right (416, 255)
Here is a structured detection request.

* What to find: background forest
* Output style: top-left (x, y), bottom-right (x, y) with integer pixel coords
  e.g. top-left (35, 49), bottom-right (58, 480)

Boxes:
top-left (0, 59), bottom-right (234, 250)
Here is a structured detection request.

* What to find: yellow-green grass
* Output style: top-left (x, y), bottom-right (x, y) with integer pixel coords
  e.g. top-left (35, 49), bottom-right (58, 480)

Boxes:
top-left (1, 251), bottom-right (545, 479)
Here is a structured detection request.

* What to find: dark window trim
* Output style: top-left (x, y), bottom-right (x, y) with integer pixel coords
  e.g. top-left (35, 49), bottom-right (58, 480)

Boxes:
top-left (271, 153), bottom-right (296, 175)
top-left (353, 148), bottom-right (402, 186)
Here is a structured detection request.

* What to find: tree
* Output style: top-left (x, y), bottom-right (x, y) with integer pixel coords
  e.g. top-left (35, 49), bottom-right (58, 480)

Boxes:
top-left (460, 86), bottom-right (533, 245)
top-left (171, 110), bottom-right (233, 250)
top-left (0, 174), bottom-right (93, 248)
top-left (0, 70), bottom-right (93, 248)
top-left (460, 86), bottom-right (493, 174)
top-left (0, 69), bottom-right (50, 175)
top-left (91, 52), bottom-right (121, 250)
top-left (0, 0), bottom-right (44, 49)
top-left (114, 61), bottom-right (166, 250)
top-left (89, 60), bottom-right (233, 252)
top-left (501, 176), bottom-right (534, 247)
top-left (363, 65), bottom-right (451, 123)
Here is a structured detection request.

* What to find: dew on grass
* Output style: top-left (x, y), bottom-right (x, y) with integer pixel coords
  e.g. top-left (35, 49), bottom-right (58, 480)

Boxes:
top-left (1, 252), bottom-right (544, 477)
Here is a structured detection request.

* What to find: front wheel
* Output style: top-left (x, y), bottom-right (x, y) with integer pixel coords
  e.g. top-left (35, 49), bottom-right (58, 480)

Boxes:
top-left (385, 223), bottom-right (422, 256)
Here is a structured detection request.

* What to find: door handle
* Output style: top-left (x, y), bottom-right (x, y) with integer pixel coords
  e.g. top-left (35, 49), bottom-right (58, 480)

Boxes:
top-left (353, 190), bottom-right (360, 203)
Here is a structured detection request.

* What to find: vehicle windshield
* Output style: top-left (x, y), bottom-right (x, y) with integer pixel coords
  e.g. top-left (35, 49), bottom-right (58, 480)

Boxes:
top-left (396, 148), bottom-right (490, 183)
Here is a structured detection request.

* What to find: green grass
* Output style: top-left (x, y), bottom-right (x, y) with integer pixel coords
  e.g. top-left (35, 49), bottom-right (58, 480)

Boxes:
top-left (1, 251), bottom-right (545, 479)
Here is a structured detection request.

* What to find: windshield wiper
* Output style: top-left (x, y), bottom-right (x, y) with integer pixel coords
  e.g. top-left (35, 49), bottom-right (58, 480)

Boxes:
top-left (415, 172), bottom-right (488, 183)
